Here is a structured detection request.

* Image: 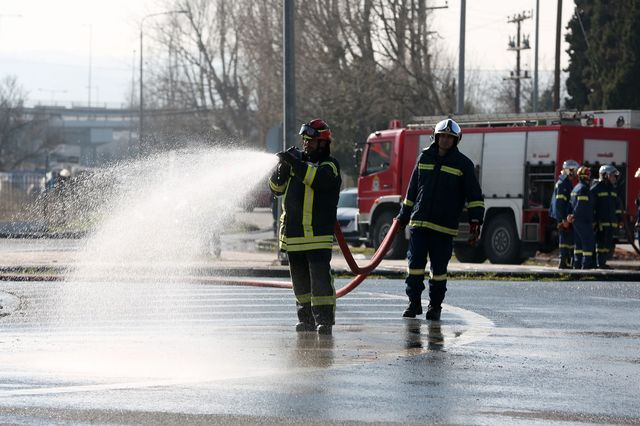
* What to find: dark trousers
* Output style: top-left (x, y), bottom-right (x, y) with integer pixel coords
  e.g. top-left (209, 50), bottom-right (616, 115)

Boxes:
top-left (287, 249), bottom-right (336, 325)
top-left (573, 220), bottom-right (595, 269)
top-left (595, 225), bottom-right (613, 267)
top-left (405, 228), bottom-right (452, 307)
top-left (558, 226), bottom-right (574, 260)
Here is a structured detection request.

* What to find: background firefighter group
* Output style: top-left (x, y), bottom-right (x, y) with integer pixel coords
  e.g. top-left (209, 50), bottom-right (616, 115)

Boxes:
top-left (550, 162), bottom-right (629, 270)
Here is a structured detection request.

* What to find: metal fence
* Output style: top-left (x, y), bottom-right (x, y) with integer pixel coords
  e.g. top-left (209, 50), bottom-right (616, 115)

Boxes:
top-left (0, 172), bottom-right (46, 222)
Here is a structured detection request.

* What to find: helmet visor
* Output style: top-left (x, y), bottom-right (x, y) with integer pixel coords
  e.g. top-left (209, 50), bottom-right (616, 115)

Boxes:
top-left (299, 124), bottom-right (320, 139)
top-left (299, 123), bottom-right (331, 141)
top-left (434, 119), bottom-right (461, 136)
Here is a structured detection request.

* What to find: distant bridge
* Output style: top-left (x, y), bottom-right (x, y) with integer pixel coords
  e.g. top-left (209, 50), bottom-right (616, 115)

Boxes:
top-left (25, 106), bottom-right (138, 168)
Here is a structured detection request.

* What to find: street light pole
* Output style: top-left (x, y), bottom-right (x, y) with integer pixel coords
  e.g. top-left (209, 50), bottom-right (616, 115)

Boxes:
top-left (139, 10), bottom-right (187, 153)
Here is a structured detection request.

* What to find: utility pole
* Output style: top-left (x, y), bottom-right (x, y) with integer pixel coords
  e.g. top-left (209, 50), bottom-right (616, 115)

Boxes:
top-left (457, 0), bottom-right (466, 115)
top-left (505, 11), bottom-right (532, 113)
top-left (283, 0), bottom-right (295, 151)
top-left (553, 0), bottom-right (563, 110)
top-left (533, 0), bottom-right (540, 111)
top-left (87, 24), bottom-right (92, 108)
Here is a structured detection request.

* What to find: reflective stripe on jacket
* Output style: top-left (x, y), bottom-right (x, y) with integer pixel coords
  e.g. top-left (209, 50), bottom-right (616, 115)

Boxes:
top-left (398, 142), bottom-right (484, 236)
top-left (269, 154), bottom-right (341, 252)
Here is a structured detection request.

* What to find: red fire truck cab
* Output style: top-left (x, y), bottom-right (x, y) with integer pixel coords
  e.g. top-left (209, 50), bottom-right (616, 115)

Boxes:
top-left (357, 111), bottom-right (640, 264)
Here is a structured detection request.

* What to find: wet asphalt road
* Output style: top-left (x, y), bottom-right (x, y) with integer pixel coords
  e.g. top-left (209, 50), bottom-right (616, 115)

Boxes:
top-left (0, 278), bottom-right (639, 425)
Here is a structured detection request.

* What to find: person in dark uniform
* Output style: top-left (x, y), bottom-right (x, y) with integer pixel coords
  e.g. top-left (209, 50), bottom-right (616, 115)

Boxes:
top-left (591, 165), bottom-right (619, 269)
top-left (396, 118), bottom-right (484, 321)
top-left (269, 119), bottom-right (341, 335)
top-left (567, 166), bottom-right (594, 269)
top-left (549, 159), bottom-right (580, 269)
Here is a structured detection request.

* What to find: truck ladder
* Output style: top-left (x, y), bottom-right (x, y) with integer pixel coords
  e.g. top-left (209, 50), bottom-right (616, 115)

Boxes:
top-left (408, 111), bottom-right (583, 128)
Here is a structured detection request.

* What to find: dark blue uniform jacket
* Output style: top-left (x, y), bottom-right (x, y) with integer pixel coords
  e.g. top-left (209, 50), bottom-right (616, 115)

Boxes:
top-left (550, 174), bottom-right (573, 221)
top-left (590, 180), bottom-right (617, 226)
top-left (398, 142), bottom-right (484, 236)
top-left (570, 181), bottom-right (593, 223)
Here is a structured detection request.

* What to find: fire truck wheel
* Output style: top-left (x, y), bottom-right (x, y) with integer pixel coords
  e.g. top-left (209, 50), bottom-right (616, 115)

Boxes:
top-left (453, 243), bottom-right (487, 263)
top-left (373, 211), bottom-right (408, 259)
top-left (482, 214), bottom-right (523, 264)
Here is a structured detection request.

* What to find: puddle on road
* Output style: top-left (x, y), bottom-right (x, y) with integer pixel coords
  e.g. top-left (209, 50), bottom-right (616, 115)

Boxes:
top-left (0, 284), bottom-right (494, 396)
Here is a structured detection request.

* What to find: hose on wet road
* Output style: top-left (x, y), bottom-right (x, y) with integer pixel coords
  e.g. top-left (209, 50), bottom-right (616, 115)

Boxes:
top-left (207, 219), bottom-right (402, 298)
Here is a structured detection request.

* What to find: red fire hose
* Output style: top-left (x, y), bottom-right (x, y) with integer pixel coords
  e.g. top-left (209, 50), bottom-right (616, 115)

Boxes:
top-left (203, 219), bottom-right (401, 298)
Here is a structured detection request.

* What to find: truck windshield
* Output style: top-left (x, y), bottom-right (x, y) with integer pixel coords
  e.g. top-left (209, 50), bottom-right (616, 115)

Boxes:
top-left (364, 141), bottom-right (392, 175)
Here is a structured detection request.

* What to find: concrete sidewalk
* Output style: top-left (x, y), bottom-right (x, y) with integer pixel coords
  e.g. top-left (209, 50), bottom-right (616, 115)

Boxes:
top-left (0, 235), bottom-right (639, 281)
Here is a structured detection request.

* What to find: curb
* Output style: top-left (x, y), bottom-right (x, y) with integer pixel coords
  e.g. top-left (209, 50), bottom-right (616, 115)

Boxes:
top-left (2, 265), bottom-right (640, 282)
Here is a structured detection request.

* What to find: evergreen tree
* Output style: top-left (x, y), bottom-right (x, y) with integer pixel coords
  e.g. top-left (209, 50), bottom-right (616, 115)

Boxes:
top-left (565, 0), bottom-right (640, 110)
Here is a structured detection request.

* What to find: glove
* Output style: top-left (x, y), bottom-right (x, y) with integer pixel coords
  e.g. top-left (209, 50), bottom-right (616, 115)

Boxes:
top-left (396, 213), bottom-right (409, 230)
top-left (468, 220), bottom-right (481, 246)
top-left (276, 161), bottom-right (291, 180)
top-left (276, 146), bottom-right (302, 165)
top-left (557, 219), bottom-right (570, 230)
top-left (566, 214), bottom-right (575, 224)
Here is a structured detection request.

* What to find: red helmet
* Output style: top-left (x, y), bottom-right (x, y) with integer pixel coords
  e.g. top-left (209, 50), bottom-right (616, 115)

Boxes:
top-left (577, 166), bottom-right (591, 181)
top-left (299, 118), bottom-right (332, 142)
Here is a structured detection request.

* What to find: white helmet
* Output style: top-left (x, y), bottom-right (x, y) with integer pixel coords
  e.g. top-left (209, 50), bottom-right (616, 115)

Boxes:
top-left (599, 164), bottom-right (619, 179)
top-left (561, 159), bottom-right (580, 176)
top-left (433, 118), bottom-right (462, 144)
top-left (562, 159), bottom-right (580, 170)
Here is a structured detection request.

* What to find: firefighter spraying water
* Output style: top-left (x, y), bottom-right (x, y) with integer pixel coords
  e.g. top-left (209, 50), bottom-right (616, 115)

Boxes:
top-left (270, 119), bottom-right (341, 335)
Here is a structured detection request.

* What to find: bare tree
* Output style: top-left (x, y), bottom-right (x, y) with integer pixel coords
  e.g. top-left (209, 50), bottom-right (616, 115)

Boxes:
top-left (0, 77), bottom-right (61, 171)
top-left (145, 0), bottom-right (465, 177)
top-left (145, 0), bottom-right (255, 146)
top-left (237, 0), bottom-right (284, 146)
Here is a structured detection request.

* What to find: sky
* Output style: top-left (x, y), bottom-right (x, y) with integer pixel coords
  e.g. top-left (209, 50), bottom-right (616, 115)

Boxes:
top-left (0, 0), bottom-right (576, 109)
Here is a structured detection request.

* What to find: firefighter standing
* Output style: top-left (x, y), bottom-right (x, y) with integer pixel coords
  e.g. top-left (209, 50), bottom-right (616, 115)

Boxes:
top-left (269, 119), bottom-right (341, 335)
top-left (567, 166), bottom-right (595, 269)
top-left (549, 160), bottom-right (580, 269)
top-left (396, 118), bottom-right (484, 321)
top-left (591, 165), bottom-right (619, 269)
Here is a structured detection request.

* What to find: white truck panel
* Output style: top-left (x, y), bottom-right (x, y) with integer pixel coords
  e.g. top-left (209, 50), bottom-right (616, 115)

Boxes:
top-left (481, 132), bottom-right (526, 198)
top-left (484, 198), bottom-right (524, 237)
top-left (458, 133), bottom-right (483, 165)
top-left (584, 109), bottom-right (640, 128)
top-left (583, 139), bottom-right (628, 164)
top-left (418, 134), bottom-right (431, 152)
top-left (526, 131), bottom-right (558, 164)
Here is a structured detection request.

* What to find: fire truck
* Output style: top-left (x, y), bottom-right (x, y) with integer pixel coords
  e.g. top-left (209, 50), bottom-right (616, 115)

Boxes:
top-left (356, 110), bottom-right (640, 264)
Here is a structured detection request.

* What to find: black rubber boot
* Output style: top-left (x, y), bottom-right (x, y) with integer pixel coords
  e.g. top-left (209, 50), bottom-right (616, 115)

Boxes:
top-left (317, 324), bottom-right (333, 335)
top-left (402, 300), bottom-right (423, 318)
top-left (558, 256), bottom-right (572, 269)
top-left (425, 304), bottom-right (442, 321)
top-left (295, 322), bottom-right (316, 332)
top-left (296, 302), bottom-right (315, 332)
